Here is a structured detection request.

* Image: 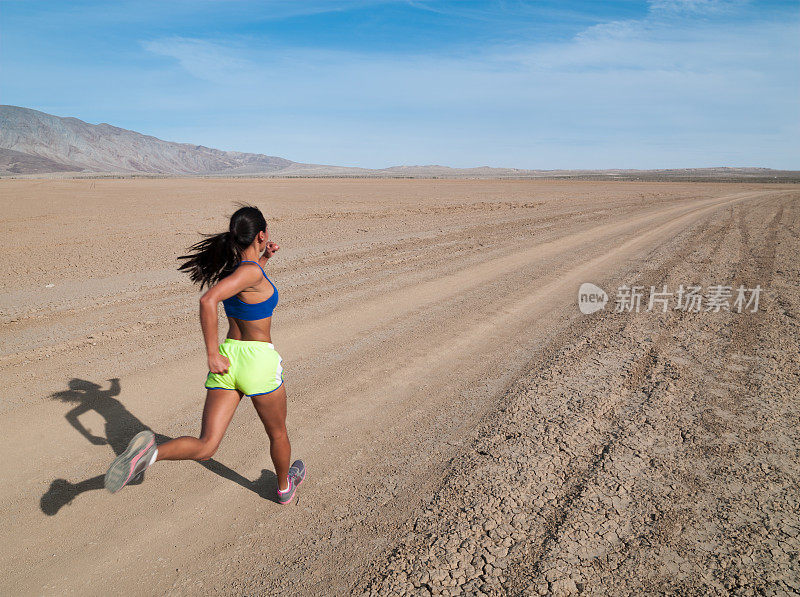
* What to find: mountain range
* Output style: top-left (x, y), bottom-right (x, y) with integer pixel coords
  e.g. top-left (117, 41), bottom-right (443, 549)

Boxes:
top-left (0, 105), bottom-right (795, 180)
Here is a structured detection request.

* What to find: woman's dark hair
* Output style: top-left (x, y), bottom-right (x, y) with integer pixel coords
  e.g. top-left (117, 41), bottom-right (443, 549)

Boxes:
top-left (178, 205), bottom-right (267, 289)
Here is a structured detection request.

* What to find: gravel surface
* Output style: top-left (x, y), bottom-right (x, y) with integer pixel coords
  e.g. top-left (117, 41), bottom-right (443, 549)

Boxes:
top-left (360, 193), bottom-right (800, 596)
top-left (1, 179), bottom-right (797, 595)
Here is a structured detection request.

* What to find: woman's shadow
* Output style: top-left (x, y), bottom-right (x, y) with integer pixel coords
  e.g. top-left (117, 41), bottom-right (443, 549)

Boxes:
top-left (40, 378), bottom-right (278, 515)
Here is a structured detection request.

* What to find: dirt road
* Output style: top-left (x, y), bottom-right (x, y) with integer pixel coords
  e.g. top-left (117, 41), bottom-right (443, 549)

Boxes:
top-left (1, 179), bottom-right (797, 595)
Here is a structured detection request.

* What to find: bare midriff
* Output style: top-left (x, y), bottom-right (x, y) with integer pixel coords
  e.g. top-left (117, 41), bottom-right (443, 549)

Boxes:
top-left (226, 316), bottom-right (272, 343)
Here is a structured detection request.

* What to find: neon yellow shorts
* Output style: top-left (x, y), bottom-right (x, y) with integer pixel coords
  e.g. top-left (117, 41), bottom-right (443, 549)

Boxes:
top-left (205, 339), bottom-right (284, 397)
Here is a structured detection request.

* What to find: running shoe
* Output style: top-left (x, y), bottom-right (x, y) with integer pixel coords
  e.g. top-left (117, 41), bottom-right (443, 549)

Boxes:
top-left (277, 459), bottom-right (306, 505)
top-left (104, 430), bottom-right (157, 494)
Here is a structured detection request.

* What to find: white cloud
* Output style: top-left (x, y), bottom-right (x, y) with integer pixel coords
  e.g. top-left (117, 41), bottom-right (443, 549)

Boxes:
top-left (136, 4), bottom-right (799, 168)
top-left (142, 11), bottom-right (797, 107)
top-left (648, 0), bottom-right (748, 14)
top-left (141, 38), bottom-right (256, 83)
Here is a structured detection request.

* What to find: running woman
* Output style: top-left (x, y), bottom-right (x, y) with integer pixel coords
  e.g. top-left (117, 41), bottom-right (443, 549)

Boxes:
top-left (104, 206), bottom-right (305, 505)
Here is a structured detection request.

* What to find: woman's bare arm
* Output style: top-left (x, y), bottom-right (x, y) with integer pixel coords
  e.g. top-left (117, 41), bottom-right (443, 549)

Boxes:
top-left (198, 265), bottom-right (263, 372)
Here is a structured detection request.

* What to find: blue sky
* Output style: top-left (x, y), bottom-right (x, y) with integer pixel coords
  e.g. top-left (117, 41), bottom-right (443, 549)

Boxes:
top-left (1, 0), bottom-right (798, 169)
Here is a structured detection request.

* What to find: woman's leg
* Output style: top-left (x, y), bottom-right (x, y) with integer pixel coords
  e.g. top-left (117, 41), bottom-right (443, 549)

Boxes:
top-left (156, 388), bottom-right (242, 461)
top-left (250, 384), bottom-right (291, 490)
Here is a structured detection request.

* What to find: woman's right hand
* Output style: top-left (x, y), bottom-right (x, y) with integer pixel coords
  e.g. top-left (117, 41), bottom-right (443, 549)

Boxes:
top-left (264, 241), bottom-right (280, 260)
top-left (208, 353), bottom-right (231, 374)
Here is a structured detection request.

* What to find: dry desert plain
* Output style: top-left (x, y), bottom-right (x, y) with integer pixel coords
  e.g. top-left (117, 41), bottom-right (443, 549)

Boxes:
top-left (1, 178), bottom-right (799, 595)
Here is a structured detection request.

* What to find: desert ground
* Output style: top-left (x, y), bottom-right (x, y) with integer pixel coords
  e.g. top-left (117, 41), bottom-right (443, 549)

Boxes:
top-left (1, 178), bottom-right (798, 596)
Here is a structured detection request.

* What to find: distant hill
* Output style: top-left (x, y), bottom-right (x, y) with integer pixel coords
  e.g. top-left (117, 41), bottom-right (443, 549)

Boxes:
top-left (1, 105), bottom-right (796, 180)
top-left (0, 105), bottom-right (301, 175)
top-left (0, 147), bottom-right (77, 174)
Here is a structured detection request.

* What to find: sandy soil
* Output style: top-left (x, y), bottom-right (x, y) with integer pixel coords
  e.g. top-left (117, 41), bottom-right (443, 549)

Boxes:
top-left (0, 179), bottom-right (798, 595)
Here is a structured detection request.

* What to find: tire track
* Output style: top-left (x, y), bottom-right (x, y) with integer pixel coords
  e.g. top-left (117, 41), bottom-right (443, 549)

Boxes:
top-left (359, 193), bottom-right (800, 596)
top-left (0, 182), bottom-right (791, 596)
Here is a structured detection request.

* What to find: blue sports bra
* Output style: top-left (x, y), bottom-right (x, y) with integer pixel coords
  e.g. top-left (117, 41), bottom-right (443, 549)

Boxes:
top-left (222, 260), bottom-right (278, 321)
